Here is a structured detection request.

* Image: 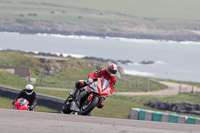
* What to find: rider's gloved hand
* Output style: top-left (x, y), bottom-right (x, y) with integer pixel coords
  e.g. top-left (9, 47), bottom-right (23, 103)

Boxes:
top-left (28, 106), bottom-right (33, 111)
top-left (88, 77), bottom-right (93, 83)
top-left (12, 101), bottom-right (15, 105)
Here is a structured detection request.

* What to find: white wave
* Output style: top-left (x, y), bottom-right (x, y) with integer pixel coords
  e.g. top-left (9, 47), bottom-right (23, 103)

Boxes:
top-left (1, 32), bottom-right (200, 45)
top-left (32, 51), bottom-right (39, 54)
top-left (0, 31), bottom-right (20, 35)
top-left (128, 60), bottom-right (167, 66)
top-left (36, 33), bottom-right (101, 40)
top-left (124, 69), bottom-right (154, 76)
top-left (105, 36), bottom-right (159, 43)
top-left (66, 35), bottom-right (101, 40)
top-left (154, 60), bottom-right (167, 65)
top-left (59, 53), bottom-right (85, 58)
top-left (36, 33), bottom-right (200, 45)
top-left (3, 48), bottom-right (85, 59)
top-left (105, 36), bottom-right (200, 45)
top-left (33, 51), bottom-right (85, 58)
top-left (128, 62), bottom-right (142, 66)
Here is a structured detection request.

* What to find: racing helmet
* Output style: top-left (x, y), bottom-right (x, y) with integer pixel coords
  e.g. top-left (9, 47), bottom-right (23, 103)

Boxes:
top-left (25, 84), bottom-right (34, 95)
top-left (106, 63), bottom-right (117, 77)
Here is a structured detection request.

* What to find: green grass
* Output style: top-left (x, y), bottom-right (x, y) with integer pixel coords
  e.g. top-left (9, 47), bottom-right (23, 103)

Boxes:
top-left (2, 89), bottom-right (200, 119)
top-left (64, 0), bottom-right (200, 19)
top-left (92, 93), bottom-right (200, 119)
top-left (33, 85), bottom-right (200, 119)
top-left (0, 71), bottom-right (27, 89)
top-left (0, 97), bottom-right (14, 109)
top-left (35, 89), bottom-right (69, 99)
top-left (0, 0), bottom-right (200, 33)
top-left (117, 75), bottom-right (166, 92)
top-left (1, 0), bottom-right (199, 43)
top-left (1, 0), bottom-right (200, 20)
top-left (0, 96), bottom-right (57, 112)
top-left (0, 52), bottom-right (38, 67)
top-left (36, 73), bottom-right (167, 92)
top-left (0, 51), bottom-right (166, 92)
top-left (0, 71), bottom-right (200, 119)
top-left (0, 51), bottom-right (199, 119)
top-left (160, 79), bottom-right (200, 89)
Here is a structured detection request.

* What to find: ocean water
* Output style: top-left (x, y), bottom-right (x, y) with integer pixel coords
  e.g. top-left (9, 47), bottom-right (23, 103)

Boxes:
top-left (0, 32), bottom-right (200, 82)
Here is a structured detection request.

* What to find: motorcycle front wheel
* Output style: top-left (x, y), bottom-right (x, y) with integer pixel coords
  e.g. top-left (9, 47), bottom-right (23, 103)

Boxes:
top-left (80, 96), bottom-right (99, 115)
top-left (62, 98), bottom-right (72, 114)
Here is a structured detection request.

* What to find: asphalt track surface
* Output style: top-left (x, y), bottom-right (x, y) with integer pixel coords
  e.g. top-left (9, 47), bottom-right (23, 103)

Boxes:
top-left (0, 108), bottom-right (199, 133)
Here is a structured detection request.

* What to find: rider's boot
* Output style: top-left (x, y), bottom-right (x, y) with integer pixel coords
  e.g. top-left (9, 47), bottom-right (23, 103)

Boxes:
top-left (68, 88), bottom-right (78, 101)
top-left (97, 98), bottom-right (105, 108)
top-left (69, 88), bottom-right (77, 96)
top-left (68, 80), bottom-right (87, 101)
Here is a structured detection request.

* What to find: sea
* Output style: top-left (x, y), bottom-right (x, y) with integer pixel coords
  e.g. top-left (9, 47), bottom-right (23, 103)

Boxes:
top-left (0, 32), bottom-right (200, 82)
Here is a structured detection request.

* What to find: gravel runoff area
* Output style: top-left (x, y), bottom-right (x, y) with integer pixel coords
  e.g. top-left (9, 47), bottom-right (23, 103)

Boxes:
top-left (0, 108), bottom-right (200, 133)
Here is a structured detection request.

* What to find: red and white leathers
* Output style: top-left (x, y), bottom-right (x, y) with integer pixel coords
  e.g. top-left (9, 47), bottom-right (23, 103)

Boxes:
top-left (73, 66), bottom-right (117, 108)
top-left (88, 69), bottom-right (116, 108)
top-left (88, 69), bottom-right (116, 94)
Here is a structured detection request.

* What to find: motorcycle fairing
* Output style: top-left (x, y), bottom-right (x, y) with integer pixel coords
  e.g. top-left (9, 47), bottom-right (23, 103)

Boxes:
top-left (13, 98), bottom-right (29, 110)
top-left (96, 78), bottom-right (111, 95)
top-left (63, 78), bottom-right (112, 115)
top-left (87, 93), bottom-right (94, 102)
top-left (70, 101), bottom-right (80, 112)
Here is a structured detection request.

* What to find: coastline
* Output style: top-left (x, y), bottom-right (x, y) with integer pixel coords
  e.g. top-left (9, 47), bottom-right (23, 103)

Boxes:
top-left (37, 33), bottom-right (200, 45)
top-left (2, 31), bottom-right (200, 45)
top-left (1, 31), bottom-right (200, 82)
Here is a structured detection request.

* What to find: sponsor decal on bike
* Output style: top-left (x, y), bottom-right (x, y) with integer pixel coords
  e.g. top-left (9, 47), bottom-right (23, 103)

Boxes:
top-left (86, 87), bottom-right (92, 93)
top-left (87, 93), bottom-right (94, 102)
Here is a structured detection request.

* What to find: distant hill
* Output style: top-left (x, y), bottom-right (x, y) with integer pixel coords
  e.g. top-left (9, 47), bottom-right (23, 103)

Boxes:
top-left (0, 0), bottom-right (200, 41)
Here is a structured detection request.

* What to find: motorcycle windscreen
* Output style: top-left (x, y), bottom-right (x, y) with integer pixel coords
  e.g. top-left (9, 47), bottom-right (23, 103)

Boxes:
top-left (96, 78), bottom-right (111, 95)
top-left (18, 98), bottom-right (29, 106)
top-left (91, 78), bottom-right (111, 94)
top-left (101, 78), bottom-right (110, 91)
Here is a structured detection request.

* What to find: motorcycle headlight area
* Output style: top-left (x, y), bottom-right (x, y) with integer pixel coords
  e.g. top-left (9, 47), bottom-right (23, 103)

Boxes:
top-left (89, 84), bottom-right (99, 93)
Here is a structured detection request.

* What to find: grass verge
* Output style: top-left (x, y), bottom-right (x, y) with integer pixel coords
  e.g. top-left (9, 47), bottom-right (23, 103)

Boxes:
top-left (0, 97), bottom-right (57, 112)
top-left (92, 93), bottom-right (200, 119)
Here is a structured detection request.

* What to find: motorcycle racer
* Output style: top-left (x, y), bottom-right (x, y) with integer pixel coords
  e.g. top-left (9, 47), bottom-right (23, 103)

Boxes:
top-left (70, 63), bottom-right (117, 108)
top-left (12, 84), bottom-right (37, 111)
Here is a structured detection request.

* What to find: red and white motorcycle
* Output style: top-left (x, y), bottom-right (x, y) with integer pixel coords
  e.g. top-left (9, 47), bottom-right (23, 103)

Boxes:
top-left (62, 77), bottom-right (111, 115)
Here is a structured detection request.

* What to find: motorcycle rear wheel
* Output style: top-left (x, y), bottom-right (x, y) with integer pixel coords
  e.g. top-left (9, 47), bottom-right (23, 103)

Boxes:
top-left (80, 96), bottom-right (99, 115)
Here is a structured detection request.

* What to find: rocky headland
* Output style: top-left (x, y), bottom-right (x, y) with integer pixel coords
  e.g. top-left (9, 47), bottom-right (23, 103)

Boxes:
top-left (2, 49), bottom-right (155, 66)
top-left (0, 18), bottom-right (200, 42)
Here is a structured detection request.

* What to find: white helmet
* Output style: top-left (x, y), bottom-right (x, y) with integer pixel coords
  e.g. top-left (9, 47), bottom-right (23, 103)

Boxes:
top-left (25, 84), bottom-right (34, 95)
